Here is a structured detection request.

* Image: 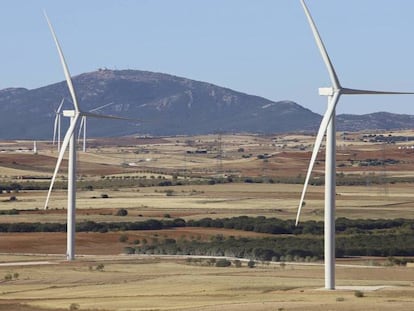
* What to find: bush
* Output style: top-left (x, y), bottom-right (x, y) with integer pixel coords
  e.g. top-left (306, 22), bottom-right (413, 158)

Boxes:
top-left (4, 273), bottom-right (12, 281)
top-left (354, 290), bottom-right (364, 298)
top-left (207, 258), bottom-right (216, 266)
top-left (124, 247), bottom-right (135, 254)
top-left (215, 259), bottom-right (231, 267)
top-left (101, 193), bottom-right (109, 199)
top-left (116, 208), bottom-right (128, 216)
top-left (119, 234), bottom-right (128, 243)
top-left (69, 303), bottom-right (80, 311)
top-left (96, 264), bottom-right (105, 272)
top-left (247, 260), bottom-right (256, 268)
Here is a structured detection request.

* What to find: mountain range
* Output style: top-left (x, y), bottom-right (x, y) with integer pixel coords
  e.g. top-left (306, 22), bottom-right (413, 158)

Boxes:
top-left (0, 69), bottom-right (413, 139)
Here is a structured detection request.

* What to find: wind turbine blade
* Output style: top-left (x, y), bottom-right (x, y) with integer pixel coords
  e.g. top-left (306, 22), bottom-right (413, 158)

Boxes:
top-left (81, 111), bottom-right (142, 122)
top-left (89, 102), bottom-right (114, 112)
top-left (53, 99), bottom-right (65, 145)
top-left (296, 91), bottom-right (340, 225)
top-left (341, 88), bottom-right (414, 95)
top-left (300, 0), bottom-right (340, 89)
top-left (78, 116), bottom-right (85, 142)
top-left (83, 117), bottom-right (87, 152)
top-left (57, 98), bottom-right (65, 113)
top-left (44, 114), bottom-right (80, 210)
top-left (53, 115), bottom-right (58, 145)
top-left (57, 114), bottom-right (61, 151)
top-left (44, 11), bottom-right (80, 113)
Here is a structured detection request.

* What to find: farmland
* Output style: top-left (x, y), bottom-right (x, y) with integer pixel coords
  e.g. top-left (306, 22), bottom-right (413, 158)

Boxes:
top-left (0, 131), bottom-right (413, 310)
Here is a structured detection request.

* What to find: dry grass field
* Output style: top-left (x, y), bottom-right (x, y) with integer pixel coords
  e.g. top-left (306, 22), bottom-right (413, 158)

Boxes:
top-left (0, 255), bottom-right (412, 311)
top-left (0, 131), bottom-right (414, 310)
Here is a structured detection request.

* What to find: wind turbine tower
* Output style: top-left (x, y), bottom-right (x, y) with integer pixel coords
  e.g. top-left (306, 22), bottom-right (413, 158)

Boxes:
top-left (43, 13), bottom-right (135, 261)
top-left (296, 0), bottom-right (414, 290)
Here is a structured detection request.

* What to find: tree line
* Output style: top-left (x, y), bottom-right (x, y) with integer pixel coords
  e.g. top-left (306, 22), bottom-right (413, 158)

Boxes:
top-left (0, 215), bottom-right (412, 235)
top-left (129, 232), bottom-right (414, 260)
top-left (1, 214), bottom-right (413, 259)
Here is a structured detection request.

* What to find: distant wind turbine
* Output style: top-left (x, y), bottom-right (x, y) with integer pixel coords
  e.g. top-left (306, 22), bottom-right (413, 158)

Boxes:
top-left (52, 98), bottom-right (65, 152)
top-left (296, 0), bottom-right (414, 290)
top-left (77, 102), bottom-right (114, 152)
top-left (43, 12), bottom-right (138, 261)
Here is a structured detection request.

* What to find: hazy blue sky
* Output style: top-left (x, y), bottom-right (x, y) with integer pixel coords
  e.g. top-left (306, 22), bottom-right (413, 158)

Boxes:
top-left (2, 0), bottom-right (414, 115)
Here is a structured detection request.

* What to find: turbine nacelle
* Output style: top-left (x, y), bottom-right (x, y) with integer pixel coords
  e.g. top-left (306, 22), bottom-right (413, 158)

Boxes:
top-left (318, 87), bottom-right (335, 96)
top-left (62, 110), bottom-right (77, 118)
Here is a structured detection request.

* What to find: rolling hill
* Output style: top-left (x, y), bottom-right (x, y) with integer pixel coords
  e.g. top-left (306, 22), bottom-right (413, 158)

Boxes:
top-left (0, 69), bottom-right (412, 139)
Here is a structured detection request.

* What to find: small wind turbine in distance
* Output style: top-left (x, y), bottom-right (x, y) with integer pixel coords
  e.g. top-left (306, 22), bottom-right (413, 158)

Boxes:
top-left (43, 12), bottom-right (139, 261)
top-left (77, 102), bottom-right (115, 152)
top-left (296, 0), bottom-right (414, 290)
top-left (52, 98), bottom-right (65, 152)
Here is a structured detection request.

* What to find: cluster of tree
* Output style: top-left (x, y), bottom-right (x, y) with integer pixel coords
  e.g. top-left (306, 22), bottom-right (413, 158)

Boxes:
top-left (184, 257), bottom-right (251, 268)
top-left (358, 158), bottom-right (400, 167)
top-left (0, 209), bottom-right (19, 215)
top-left (336, 233), bottom-right (414, 257)
top-left (187, 216), bottom-right (413, 235)
top-left (1, 214), bottom-right (412, 258)
top-left (1, 216), bottom-right (412, 236)
top-left (0, 183), bottom-right (23, 193)
top-left (0, 218), bottom-right (185, 233)
top-left (5, 170), bottom-right (414, 191)
top-left (361, 134), bottom-right (414, 143)
top-left (126, 232), bottom-right (414, 259)
top-left (127, 235), bottom-right (322, 261)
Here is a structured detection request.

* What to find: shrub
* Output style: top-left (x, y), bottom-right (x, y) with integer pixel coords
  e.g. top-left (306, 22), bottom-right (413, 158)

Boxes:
top-left (234, 259), bottom-right (242, 267)
top-left (96, 264), bottom-right (105, 272)
top-left (215, 259), bottom-right (231, 267)
top-left (165, 190), bottom-right (174, 196)
top-left (101, 193), bottom-right (109, 199)
top-left (69, 303), bottom-right (80, 311)
top-left (354, 290), bottom-right (364, 298)
top-left (116, 208), bottom-right (128, 216)
top-left (247, 260), bottom-right (256, 268)
top-left (119, 234), bottom-right (128, 243)
top-left (124, 247), bottom-right (135, 254)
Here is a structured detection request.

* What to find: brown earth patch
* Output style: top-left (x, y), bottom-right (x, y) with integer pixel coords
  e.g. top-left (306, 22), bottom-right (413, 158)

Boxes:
top-left (0, 228), bottom-right (272, 255)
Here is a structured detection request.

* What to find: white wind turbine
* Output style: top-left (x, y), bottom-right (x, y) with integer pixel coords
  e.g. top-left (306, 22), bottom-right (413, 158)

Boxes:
top-left (296, 0), bottom-right (414, 290)
top-left (43, 12), bottom-right (136, 261)
top-left (52, 98), bottom-right (65, 151)
top-left (78, 102), bottom-right (114, 152)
